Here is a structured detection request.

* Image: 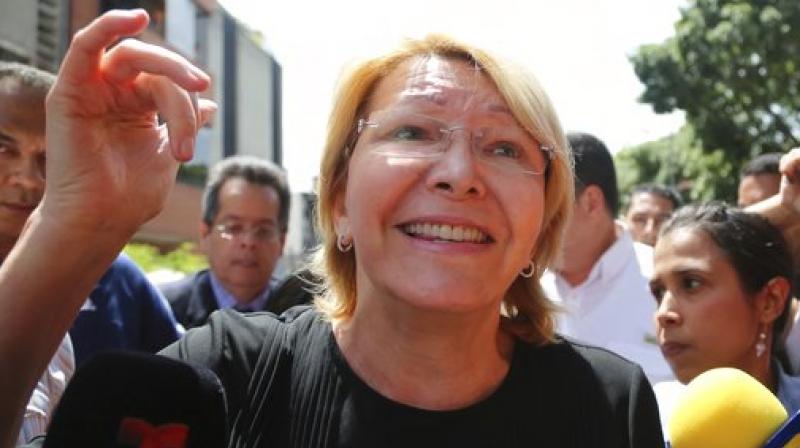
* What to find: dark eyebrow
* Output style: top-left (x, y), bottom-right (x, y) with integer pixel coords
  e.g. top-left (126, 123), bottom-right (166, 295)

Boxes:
top-left (663, 267), bottom-right (706, 280)
top-left (0, 130), bottom-right (17, 144)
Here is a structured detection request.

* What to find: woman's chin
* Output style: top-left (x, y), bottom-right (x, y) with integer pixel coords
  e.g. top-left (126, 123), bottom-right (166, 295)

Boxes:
top-left (385, 281), bottom-right (503, 315)
top-left (672, 365), bottom-right (702, 385)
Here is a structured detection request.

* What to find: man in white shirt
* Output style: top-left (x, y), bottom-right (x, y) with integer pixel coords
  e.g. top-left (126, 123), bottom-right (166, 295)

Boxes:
top-left (541, 132), bottom-right (673, 384)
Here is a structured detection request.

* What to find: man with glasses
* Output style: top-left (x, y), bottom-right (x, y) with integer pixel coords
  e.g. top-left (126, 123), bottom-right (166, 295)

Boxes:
top-left (161, 156), bottom-right (293, 329)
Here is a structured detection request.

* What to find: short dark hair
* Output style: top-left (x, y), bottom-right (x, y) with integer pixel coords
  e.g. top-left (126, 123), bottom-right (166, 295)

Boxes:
top-left (630, 184), bottom-right (683, 211)
top-left (202, 156), bottom-right (291, 232)
top-left (741, 152), bottom-right (782, 178)
top-left (660, 202), bottom-right (794, 352)
top-left (0, 61), bottom-right (54, 97)
top-left (567, 132), bottom-right (618, 217)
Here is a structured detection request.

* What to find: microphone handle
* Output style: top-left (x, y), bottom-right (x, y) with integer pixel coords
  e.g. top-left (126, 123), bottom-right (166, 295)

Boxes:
top-left (764, 411), bottom-right (800, 448)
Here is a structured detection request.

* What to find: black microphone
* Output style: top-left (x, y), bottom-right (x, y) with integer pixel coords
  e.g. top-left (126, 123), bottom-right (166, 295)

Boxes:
top-left (43, 351), bottom-right (227, 448)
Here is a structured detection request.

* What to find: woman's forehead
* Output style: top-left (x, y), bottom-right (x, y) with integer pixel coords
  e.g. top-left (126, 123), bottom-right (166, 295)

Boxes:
top-left (655, 228), bottom-right (722, 270)
top-left (367, 55), bottom-right (510, 116)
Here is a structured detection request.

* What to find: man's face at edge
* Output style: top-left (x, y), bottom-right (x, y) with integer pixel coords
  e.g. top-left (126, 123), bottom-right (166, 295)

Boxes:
top-left (0, 81), bottom-right (47, 250)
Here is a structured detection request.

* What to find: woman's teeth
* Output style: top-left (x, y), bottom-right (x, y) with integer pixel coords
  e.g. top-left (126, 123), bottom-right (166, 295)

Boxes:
top-left (403, 223), bottom-right (489, 243)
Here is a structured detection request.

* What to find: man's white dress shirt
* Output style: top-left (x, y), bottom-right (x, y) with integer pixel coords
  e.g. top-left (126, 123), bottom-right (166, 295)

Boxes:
top-left (541, 223), bottom-right (673, 384)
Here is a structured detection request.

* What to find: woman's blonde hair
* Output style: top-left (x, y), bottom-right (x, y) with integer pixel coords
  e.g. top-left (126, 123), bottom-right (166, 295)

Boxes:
top-left (310, 35), bottom-right (574, 345)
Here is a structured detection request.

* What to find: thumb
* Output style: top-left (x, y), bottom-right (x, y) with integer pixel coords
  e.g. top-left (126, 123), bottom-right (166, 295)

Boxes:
top-left (780, 176), bottom-right (800, 214)
top-left (197, 99), bottom-right (217, 128)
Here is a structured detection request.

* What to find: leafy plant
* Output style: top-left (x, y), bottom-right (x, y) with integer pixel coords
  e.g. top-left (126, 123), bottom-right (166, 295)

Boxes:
top-left (631, 0), bottom-right (800, 171)
top-left (615, 124), bottom-right (737, 207)
top-left (124, 242), bottom-right (207, 274)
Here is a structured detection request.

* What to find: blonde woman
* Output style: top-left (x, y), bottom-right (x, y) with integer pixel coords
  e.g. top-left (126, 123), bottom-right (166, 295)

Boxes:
top-left (0, 10), bottom-right (662, 447)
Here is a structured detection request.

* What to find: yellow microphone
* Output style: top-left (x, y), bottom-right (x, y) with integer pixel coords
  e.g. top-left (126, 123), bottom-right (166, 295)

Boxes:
top-left (669, 368), bottom-right (800, 448)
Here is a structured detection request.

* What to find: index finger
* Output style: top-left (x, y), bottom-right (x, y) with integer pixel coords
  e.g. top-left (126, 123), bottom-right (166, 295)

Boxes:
top-left (58, 9), bottom-right (150, 84)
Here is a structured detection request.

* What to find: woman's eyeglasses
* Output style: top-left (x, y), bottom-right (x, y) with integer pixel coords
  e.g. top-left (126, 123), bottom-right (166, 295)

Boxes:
top-left (355, 110), bottom-right (553, 177)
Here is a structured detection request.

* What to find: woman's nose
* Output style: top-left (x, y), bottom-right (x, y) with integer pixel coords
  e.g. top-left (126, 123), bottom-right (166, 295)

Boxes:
top-left (655, 293), bottom-right (681, 328)
top-left (425, 131), bottom-right (486, 199)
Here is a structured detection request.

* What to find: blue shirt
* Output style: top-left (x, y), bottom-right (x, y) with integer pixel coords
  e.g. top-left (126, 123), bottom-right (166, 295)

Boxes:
top-left (69, 254), bottom-right (183, 367)
top-left (208, 271), bottom-right (276, 312)
top-left (777, 360), bottom-right (800, 415)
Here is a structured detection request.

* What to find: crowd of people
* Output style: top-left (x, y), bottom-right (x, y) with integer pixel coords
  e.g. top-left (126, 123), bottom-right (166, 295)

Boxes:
top-left (2, 8), bottom-right (800, 448)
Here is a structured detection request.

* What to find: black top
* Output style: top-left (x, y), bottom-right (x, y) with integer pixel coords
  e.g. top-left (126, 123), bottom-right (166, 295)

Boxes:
top-left (160, 306), bottom-right (664, 448)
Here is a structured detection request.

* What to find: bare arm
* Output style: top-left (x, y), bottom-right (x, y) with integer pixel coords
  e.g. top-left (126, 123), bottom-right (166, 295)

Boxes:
top-left (0, 9), bottom-right (214, 446)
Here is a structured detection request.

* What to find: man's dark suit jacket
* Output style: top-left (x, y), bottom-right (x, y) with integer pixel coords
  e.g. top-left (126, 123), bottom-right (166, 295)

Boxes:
top-left (160, 269), bottom-right (314, 330)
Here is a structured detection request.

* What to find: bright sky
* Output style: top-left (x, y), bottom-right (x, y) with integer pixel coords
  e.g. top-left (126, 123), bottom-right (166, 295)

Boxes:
top-left (219, 0), bottom-right (687, 193)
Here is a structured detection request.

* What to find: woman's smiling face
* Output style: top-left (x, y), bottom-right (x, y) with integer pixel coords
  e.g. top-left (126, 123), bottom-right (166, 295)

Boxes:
top-left (335, 55), bottom-right (548, 313)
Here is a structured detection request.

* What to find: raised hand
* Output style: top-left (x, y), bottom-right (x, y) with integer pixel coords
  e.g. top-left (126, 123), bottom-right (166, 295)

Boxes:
top-left (43, 8), bottom-right (215, 238)
top-left (779, 147), bottom-right (800, 216)
top-left (0, 10), bottom-right (215, 446)
top-left (745, 147), bottom-right (800, 275)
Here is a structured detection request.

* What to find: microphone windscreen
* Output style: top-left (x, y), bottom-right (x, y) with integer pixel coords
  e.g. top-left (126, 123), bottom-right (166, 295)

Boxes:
top-left (669, 367), bottom-right (786, 448)
top-left (43, 351), bottom-right (227, 448)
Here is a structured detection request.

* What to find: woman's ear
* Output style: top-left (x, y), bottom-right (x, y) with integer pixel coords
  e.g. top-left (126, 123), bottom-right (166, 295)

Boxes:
top-left (335, 216), bottom-right (350, 239)
top-left (333, 190), bottom-right (350, 237)
top-left (757, 277), bottom-right (792, 324)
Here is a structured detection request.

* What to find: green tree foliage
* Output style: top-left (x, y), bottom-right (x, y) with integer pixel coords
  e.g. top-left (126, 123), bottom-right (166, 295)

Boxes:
top-left (124, 242), bottom-right (207, 274)
top-left (177, 163), bottom-right (208, 187)
top-left (631, 0), bottom-right (800, 168)
top-left (615, 125), bottom-right (737, 206)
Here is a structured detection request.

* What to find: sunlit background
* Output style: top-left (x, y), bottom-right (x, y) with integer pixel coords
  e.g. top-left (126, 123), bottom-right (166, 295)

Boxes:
top-left (0, 0), bottom-right (690, 274)
top-left (219, 0), bottom-right (687, 192)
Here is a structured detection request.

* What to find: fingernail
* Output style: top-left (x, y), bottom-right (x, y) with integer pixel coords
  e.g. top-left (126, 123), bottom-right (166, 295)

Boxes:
top-left (190, 67), bottom-right (210, 84)
top-left (180, 137), bottom-right (195, 161)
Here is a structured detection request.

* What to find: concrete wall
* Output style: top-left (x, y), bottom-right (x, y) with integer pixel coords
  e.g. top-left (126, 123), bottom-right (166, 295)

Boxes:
top-left (166, 0), bottom-right (196, 58)
top-left (136, 182), bottom-right (204, 247)
top-left (235, 29), bottom-right (276, 161)
top-left (0, 0), bottom-right (37, 61)
top-left (203, 9), bottom-right (225, 168)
